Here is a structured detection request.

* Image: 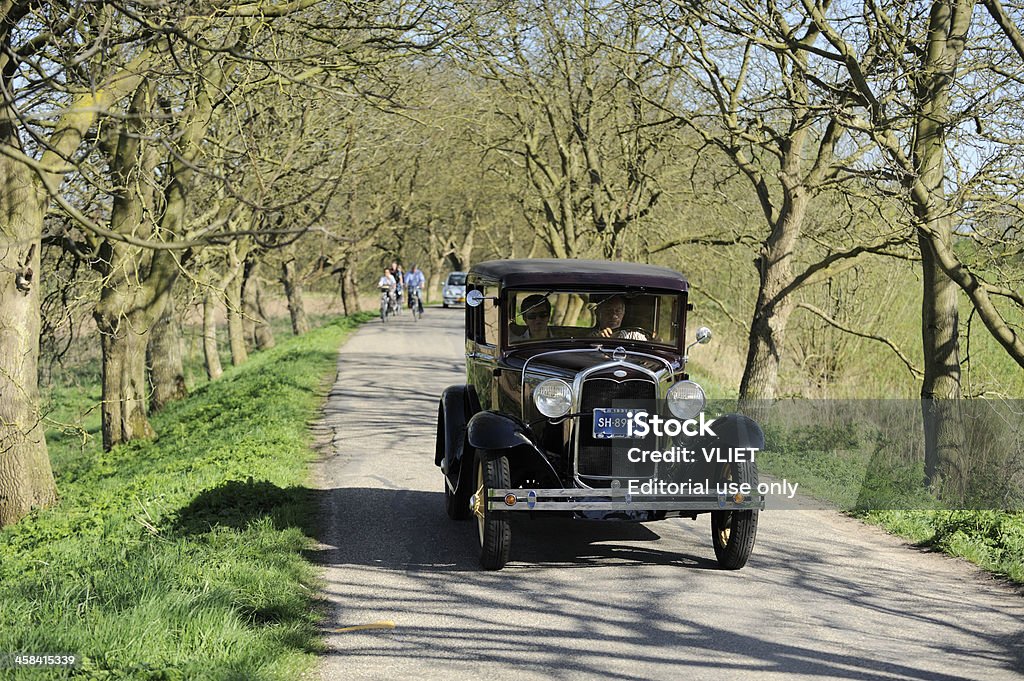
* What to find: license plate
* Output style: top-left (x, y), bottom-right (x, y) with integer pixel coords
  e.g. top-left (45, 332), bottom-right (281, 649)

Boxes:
top-left (457, 297), bottom-right (465, 302)
top-left (593, 408), bottom-right (643, 439)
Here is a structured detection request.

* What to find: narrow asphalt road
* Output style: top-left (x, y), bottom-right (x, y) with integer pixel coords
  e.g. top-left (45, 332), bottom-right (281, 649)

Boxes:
top-left (313, 308), bottom-right (1024, 681)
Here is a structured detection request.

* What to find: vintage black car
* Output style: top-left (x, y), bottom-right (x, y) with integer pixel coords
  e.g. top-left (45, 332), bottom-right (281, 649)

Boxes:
top-left (434, 259), bottom-right (764, 570)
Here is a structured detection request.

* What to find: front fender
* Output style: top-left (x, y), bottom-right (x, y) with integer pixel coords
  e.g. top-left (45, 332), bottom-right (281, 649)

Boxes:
top-left (708, 413), bottom-right (765, 450)
top-left (436, 385), bottom-right (480, 494)
top-left (466, 411), bottom-right (534, 451)
top-left (467, 411), bottom-right (563, 486)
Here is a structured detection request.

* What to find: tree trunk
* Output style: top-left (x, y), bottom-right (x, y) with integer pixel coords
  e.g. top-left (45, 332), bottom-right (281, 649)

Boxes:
top-left (281, 260), bottom-right (309, 335)
top-left (738, 188), bottom-right (808, 406)
top-left (345, 268), bottom-right (361, 313)
top-left (225, 240), bottom-right (249, 366)
top-left (148, 294), bottom-right (188, 412)
top-left (919, 235), bottom-right (965, 498)
top-left (910, 2), bottom-right (969, 501)
top-left (339, 264), bottom-right (360, 315)
top-left (255, 283), bottom-right (275, 349)
top-left (203, 290), bottom-right (223, 380)
top-left (0, 156), bottom-right (57, 527)
top-left (226, 270), bottom-right (248, 366)
top-left (427, 271), bottom-right (441, 305)
top-left (244, 263), bottom-right (275, 350)
top-left (95, 308), bottom-right (156, 450)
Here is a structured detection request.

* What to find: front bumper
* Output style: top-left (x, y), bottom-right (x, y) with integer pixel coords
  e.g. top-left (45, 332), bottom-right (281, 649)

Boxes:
top-left (486, 487), bottom-right (765, 512)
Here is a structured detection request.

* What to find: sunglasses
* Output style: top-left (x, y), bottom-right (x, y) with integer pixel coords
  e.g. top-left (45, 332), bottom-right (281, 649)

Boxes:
top-left (524, 311), bottom-right (550, 321)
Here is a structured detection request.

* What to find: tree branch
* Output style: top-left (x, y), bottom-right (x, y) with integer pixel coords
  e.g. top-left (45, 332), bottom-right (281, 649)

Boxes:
top-left (795, 302), bottom-right (923, 379)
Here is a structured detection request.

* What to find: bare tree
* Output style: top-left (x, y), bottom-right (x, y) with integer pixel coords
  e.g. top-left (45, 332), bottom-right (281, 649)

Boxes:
top-left (455, 1), bottom-right (683, 259)
top-left (787, 0), bottom-right (1024, 496)
top-left (632, 0), bottom-right (912, 407)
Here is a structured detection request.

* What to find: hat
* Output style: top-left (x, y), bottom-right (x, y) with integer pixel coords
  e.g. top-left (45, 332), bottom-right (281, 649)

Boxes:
top-left (520, 294), bottom-right (551, 313)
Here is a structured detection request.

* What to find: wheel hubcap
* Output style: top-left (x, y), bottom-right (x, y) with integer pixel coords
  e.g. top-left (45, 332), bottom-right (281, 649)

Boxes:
top-left (474, 460), bottom-right (486, 544)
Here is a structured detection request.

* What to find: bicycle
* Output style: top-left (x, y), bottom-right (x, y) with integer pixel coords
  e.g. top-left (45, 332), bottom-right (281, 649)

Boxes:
top-left (379, 287), bottom-right (394, 322)
top-left (408, 286), bottom-right (423, 321)
top-left (393, 287), bottom-right (404, 317)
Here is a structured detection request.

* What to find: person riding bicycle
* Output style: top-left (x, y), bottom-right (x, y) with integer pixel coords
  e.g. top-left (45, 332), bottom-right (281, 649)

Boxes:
top-left (378, 267), bottom-right (397, 307)
top-left (405, 265), bottom-right (426, 314)
top-left (393, 263), bottom-right (405, 309)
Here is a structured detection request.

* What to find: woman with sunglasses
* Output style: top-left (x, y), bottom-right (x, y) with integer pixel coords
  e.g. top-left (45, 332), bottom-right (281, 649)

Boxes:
top-left (510, 294), bottom-right (551, 342)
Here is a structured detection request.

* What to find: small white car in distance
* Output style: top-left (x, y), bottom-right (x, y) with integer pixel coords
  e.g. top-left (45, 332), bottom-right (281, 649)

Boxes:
top-left (442, 271), bottom-right (467, 308)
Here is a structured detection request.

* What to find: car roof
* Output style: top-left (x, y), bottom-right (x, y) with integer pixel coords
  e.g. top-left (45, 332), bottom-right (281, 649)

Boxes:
top-left (470, 259), bottom-right (689, 291)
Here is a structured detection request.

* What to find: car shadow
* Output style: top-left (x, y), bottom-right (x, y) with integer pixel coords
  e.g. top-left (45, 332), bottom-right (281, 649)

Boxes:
top-left (307, 486), bottom-right (719, 572)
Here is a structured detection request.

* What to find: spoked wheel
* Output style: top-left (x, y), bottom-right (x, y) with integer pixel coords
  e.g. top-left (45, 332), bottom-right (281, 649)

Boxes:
top-left (711, 460), bottom-right (759, 570)
top-left (471, 451), bottom-right (511, 570)
top-left (380, 298), bottom-right (388, 322)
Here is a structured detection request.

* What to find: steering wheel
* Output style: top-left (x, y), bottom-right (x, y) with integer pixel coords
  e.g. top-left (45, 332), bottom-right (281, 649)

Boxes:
top-left (613, 326), bottom-right (652, 341)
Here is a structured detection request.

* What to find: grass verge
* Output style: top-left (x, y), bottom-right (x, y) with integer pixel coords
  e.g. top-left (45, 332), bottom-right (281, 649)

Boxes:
top-left (0, 312), bottom-right (374, 680)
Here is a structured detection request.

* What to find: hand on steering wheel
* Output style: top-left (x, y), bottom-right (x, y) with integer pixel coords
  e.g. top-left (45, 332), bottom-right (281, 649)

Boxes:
top-left (612, 326), bottom-right (651, 341)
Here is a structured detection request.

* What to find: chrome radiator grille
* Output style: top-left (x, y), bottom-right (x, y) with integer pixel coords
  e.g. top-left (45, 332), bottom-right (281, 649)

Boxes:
top-left (577, 377), bottom-right (658, 481)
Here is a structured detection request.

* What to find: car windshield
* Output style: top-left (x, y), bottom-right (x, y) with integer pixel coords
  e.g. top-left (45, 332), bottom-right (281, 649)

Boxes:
top-left (447, 273), bottom-right (466, 286)
top-left (506, 289), bottom-right (682, 348)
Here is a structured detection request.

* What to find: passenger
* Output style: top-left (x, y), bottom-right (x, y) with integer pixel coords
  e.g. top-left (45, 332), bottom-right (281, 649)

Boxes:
top-left (510, 295), bottom-right (551, 342)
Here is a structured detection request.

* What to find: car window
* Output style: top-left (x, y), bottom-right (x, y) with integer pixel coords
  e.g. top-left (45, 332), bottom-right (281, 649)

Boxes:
top-left (482, 284), bottom-right (499, 346)
top-left (447, 273), bottom-right (466, 286)
top-left (507, 289), bottom-right (682, 347)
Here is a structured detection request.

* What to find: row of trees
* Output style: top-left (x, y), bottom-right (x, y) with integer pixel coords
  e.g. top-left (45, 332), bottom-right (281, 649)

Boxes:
top-left (2, 0), bottom-right (1022, 526)
top-left (0, 0), bottom-right (451, 525)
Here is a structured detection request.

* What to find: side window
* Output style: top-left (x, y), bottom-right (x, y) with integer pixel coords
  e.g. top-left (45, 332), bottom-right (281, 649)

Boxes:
top-left (482, 285), bottom-right (500, 346)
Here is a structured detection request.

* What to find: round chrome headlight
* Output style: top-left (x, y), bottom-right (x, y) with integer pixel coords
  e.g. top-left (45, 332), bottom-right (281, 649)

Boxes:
top-left (533, 379), bottom-right (572, 418)
top-left (666, 380), bottom-right (705, 420)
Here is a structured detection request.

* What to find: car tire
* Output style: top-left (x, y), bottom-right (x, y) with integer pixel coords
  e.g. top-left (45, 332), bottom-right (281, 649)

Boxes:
top-left (710, 460), bottom-right (759, 570)
top-left (474, 450), bottom-right (511, 570)
top-left (443, 302), bottom-right (449, 308)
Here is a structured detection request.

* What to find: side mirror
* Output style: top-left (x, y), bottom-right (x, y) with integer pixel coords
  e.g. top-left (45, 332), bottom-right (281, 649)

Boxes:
top-left (466, 289), bottom-right (485, 307)
top-left (685, 326), bottom-right (713, 358)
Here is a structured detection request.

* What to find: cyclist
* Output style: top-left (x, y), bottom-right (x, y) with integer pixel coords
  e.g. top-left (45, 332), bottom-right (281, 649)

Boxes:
top-left (393, 263), bottom-right (405, 311)
top-left (404, 265), bottom-right (425, 314)
top-left (378, 267), bottom-right (397, 316)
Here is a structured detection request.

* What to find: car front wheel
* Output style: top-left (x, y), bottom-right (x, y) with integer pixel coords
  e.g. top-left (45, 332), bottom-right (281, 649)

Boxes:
top-left (710, 460), bottom-right (759, 569)
top-left (472, 451), bottom-right (511, 570)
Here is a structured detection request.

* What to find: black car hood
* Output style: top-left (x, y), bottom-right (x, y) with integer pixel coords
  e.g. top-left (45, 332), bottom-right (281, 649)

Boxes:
top-left (503, 346), bottom-right (674, 378)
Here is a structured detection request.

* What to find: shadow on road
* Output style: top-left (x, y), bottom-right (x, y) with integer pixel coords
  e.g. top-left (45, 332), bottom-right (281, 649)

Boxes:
top-left (308, 486), bottom-right (718, 572)
top-left (309, 485), bottom-right (1024, 681)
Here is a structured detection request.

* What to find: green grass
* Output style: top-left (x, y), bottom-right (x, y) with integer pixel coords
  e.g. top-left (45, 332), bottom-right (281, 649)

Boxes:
top-left (0, 312), bottom-right (374, 680)
top-left (861, 510), bottom-right (1024, 583)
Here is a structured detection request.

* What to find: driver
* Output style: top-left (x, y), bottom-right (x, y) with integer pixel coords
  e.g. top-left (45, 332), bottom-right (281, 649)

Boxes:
top-left (592, 294), bottom-right (626, 338)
